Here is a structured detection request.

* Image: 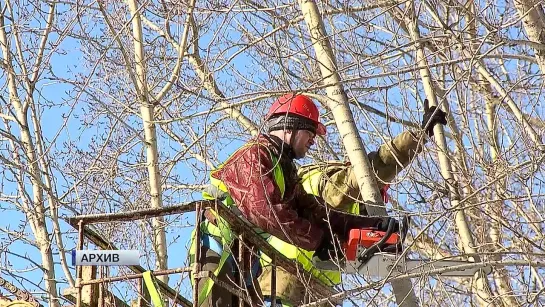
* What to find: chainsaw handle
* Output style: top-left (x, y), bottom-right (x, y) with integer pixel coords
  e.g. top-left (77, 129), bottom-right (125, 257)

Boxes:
top-left (357, 218), bottom-right (396, 266)
top-left (377, 218), bottom-right (396, 247)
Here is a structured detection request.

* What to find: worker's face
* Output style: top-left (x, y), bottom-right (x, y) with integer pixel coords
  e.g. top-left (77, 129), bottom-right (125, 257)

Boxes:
top-left (290, 129), bottom-right (316, 159)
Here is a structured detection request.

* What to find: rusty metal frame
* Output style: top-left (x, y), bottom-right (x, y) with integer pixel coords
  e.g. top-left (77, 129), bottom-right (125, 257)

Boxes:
top-left (0, 276), bottom-right (41, 307)
top-left (66, 200), bottom-right (337, 307)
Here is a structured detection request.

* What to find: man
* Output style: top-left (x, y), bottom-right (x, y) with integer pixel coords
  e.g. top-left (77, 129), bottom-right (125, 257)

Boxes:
top-left (190, 93), bottom-right (394, 307)
top-left (259, 99), bottom-right (448, 306)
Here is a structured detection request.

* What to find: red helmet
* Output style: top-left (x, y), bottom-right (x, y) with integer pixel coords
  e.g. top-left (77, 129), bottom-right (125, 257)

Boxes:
top-left (266, 93), bottom-right (326, 135)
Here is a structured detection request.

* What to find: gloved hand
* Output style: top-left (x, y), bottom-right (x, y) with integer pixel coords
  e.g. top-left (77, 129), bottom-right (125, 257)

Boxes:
top-left (421, 99), bottom-right (447, 136)
top-left (314, 232), bottom-right (344, 261)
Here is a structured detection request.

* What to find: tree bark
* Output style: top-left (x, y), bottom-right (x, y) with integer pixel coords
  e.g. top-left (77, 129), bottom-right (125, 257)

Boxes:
top-left (402, 2), bottom-right (493, 305)
top-left (297, 1), bottom-right (419, 305)
top-left (127, 0), bottom-right (169, 283)
top-left (513, 0), bottom-right (545, 75)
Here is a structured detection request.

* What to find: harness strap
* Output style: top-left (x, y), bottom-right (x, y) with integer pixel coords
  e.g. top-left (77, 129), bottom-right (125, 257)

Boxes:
top-left (142, 271), bottom-right (165, 307)
top-left (194, 141), bottom-right (285, 305)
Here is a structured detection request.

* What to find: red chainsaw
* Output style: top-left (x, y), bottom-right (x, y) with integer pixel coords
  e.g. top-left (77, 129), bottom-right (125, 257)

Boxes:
top-left (315, 218), bottom-right (492, 278)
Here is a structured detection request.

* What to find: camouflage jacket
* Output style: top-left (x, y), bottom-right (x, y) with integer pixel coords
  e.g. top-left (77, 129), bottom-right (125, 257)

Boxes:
top-left (299, 131), bottom-right (424, 212)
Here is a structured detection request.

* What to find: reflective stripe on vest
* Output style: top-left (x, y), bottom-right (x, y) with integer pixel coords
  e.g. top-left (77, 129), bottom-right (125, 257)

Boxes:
top-left (191, 142), bottom-right (285, 306)
top-left (299, 163), bottom-right (359, 215)
top-left (263, 165), bottom-right (360, 287)
top-left (142, 271), bottom-right (165, 307)
top-left (261, 236), bottom-right (341, 286)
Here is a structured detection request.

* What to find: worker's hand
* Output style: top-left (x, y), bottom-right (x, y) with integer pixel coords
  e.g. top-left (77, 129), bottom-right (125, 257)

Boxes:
top-left (314, 233), bottom-right (344, 261)
top-left (421, 99), bottom-right (447, 136)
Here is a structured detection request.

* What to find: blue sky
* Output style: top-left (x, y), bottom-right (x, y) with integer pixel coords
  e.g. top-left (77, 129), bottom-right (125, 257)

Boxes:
top-left (1, 0), bottom-right (543, 306)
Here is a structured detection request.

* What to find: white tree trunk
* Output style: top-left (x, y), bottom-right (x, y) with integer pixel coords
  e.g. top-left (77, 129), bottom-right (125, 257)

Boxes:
top-left (127, 0), bottom-right (168, 283)
top-left (403, 2), bottom-right (492, 305)
top-left (31, 103), bottom-right (75, 287)
top-left (297, 1), bottom-right (419, 305)
top-left (0, 5), bottom-right (60, 306)
top-left (28, 0), bottom-right (74, 288)
top-left (513, 0), bottom-right (545, 74)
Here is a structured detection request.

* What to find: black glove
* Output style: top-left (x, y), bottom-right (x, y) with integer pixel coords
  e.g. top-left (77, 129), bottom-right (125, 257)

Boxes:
top-left (314, 232), bottom-right (343, 261)
top-left (421, 99), bottom-right (447, 136)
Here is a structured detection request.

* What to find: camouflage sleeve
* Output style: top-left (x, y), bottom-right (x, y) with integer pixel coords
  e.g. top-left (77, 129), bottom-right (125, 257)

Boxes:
top-left (367, 130), bottom-right (424, 184)
top-left (316, 164), bottom-right (359, 211)
top-left (321, 131), bottom-right (424, 210)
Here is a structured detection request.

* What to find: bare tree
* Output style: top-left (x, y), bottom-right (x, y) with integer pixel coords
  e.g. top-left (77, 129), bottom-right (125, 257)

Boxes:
top-left (1, 0), bottom-right (545, 306)
top-left (297, 0), bottom-right (419, 305)
top-left (0, 1), bottom-right (73, 305)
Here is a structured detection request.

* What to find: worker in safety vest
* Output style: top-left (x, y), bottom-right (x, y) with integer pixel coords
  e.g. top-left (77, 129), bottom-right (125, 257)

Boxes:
top-left (190, 93), bottom-right (396, 307)
top-left (258, 98), bottom-right (448, 306)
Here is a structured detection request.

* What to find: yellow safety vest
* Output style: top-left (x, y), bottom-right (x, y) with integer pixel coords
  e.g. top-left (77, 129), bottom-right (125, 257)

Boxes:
top-left (190, 142), bottom-right (285, 306)
top-left (262, 163), bottom-right (359, 287)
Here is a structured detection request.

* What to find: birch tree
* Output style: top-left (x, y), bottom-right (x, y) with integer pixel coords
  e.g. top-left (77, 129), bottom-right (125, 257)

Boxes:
top-left (2, 0), bottom-right (545, 306)
top-left (125, 0), bottom-right (170, 283)
top-left (513, 0), bottom-right (545, 74)
top-left (0, 1), bottom-right (74, 306)
top-left (297, 0), bottom-right (420, 305)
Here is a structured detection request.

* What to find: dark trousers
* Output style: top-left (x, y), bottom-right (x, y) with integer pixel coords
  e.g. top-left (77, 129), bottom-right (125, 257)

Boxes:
top-left (196, 242), bottom-right (262, 306)
top-left (197, 245), bottom-right (236, 307)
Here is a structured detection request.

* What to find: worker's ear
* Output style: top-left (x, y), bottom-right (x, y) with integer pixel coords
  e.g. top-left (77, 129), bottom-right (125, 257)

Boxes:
top-left (285, 129), bottom-right (294, 138)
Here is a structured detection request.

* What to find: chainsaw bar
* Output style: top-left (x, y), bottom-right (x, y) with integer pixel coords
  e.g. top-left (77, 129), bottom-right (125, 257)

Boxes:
top-left (312, 226), bottom-right (491, 279)
top-left (344, 253), bottom-right (491, 278)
